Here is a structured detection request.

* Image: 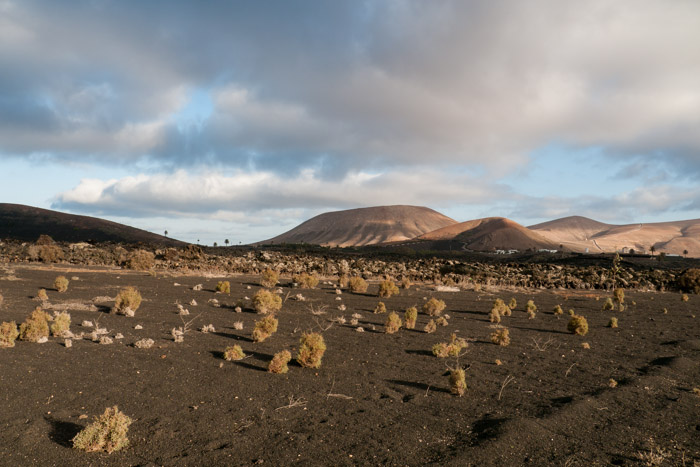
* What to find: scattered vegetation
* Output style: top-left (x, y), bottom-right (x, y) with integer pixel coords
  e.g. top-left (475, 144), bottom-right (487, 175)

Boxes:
top-left (490, 328), bottom-right (511, 346)
top-left (260, 269), bottom-right (279, 288)
top-left (385, 311), bottom-right (402, 334)
top-left (253, 289), bottom-right (282, 314)
top-left (54, 275), bottom-right (69, 293)
top-left (224, 345), bottom-right (246, 361)
top-left (252, 316), bottom-right (278, 343)
top-left (678, 268), bottom-right (700, 294)
top-left (50, 311), bottom-right (71, 337)
top-left (126, 249), bottom-right (154, 271)
top-left (37, 288), bottom-right (48, 301)
top-left (424, 319), bottom-right (437, 333)
top-left (567, 314), bottom-right (589, 336)
top-left (373, 302), bottom-right (387, 314)
top-left (297, 332), bottom-right (326, 368)
top-left (432, 333), bottom-right (468, 357)
top-left (348, 276), bottom-right (368, 294)
top-left (19, 307), bottom-right (51, 342)
top-left (0, 321), bottom-right (19, 348)
top-left (268, 350), bottom-right (292, 373)
top-left (404, 306), bottom-right (418, 329)
top-left (490, 299), bottom-right (508, 323)
top-left (72, 406), bottom-right (133, 453)
top-left (378, 279), bottom-right (399, 298)
top-left (293, 272), bottom-right (319, 289)
top-left (215, 280), bottom-right (231, 294)
top-left (112, 287), bottom-right (142, 316)
top-left (399, 276), bottom-right (412, 289)
top-left (423, 298), bottom-right (446, 316)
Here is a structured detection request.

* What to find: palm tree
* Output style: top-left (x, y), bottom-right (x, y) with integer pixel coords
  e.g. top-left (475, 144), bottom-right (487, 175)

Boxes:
top-left (225, 239), bottom-right (229, 247)
top-left (683, 249), bottom-right (688, 257)
top-left (164, 230), bottom-right (168, 237)
top-left (650, 245), bottom-right (656, 256)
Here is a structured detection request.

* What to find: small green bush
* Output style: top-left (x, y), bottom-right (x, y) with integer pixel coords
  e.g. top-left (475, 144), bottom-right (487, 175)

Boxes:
top-left (348, 276), bottom-right (368, 294)
top-left (126, 249), bottom-right (154, 270)
top-left (72, 406), bottom-right (132, 453)
top-left (374, 302), bottom-right (387, 314)
top-left (490, 328), bottom-right (510, 346)
top-left (252, 316), bottom-right (278, 342)
top-left (404, 306), bottom-right (418, 329)
top-left (224, 345), bottom-right (246, 361)
top-left (19, 307), bottom-right (51, 342)
top-left (293, 272), bottom-right (319, 289)
top-left (215, 280), bottom-right (231, 294)
top-left (567, 314), bottom-right (589, 335)
top-left (268, 350), bottom-right (292, 374)
top-left (385, 311), bottom-right (402, 334)
top-left (260, 269), bottom-right (279, 288)
top-left (0, 321), bottom-right (19, 348)
top-left (423, 298), bottom-right (446, 317)
top-left (449, 368), bottom-right (467, 396)
top-left (378, 280), bottom-right (399, 298)
top-left (297, 332), bottom-right (326, 368)
top-left (54, 276), bottom-right (69, 293)
top-left (112, 287), bottom-right (142, 316)
top-left (253, 289), bottom-right (282, 314)
top-left (50, 311), bottom-right (71, 337)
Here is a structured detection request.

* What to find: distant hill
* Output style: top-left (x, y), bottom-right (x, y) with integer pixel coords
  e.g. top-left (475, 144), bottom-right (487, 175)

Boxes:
top-left (530, 216), bottom-right (700, 257)
top-left (0, 203), bottom-right (185, 245)
top-left (415, 217), bottom-right (558, 252)
top-left (260, 205), bottom-right (457, 247)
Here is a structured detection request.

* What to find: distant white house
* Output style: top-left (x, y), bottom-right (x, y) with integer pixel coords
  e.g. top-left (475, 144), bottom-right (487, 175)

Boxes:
top-left (495, 249), bottom-right (519, 254)
top-left (538, 249), bottom-right (558, 254)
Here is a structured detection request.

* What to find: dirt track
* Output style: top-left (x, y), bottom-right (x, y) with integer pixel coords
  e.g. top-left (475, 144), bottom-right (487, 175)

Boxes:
top-left (1, 263), bottom-right (699, 466)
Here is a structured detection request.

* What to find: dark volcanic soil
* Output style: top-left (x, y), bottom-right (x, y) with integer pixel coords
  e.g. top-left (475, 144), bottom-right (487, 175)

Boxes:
top-left (1, 263), bottom-right (699, 466)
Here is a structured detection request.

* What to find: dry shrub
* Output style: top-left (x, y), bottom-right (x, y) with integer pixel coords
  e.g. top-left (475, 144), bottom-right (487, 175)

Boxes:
top-left (373, 302), bottom-right (387, 314)
top-left (293, 272), bottom-right (319, 289)
top-left (385, 311), bottom-right (402, 334)
top-left (567, 314), bottom-right (589, 335)
top-left (260, 269), bottom-right (279, 288)
top-left (378, 279), bottom-right (399, 298)
top-left (297, 332), bottom-right (326, 368)
top-left (404, 306), bottom-right (418, 329)
top-left (526, 300), bottom-right (537, 313)
top-left (436, 316), bottom-right (449, 326)
top-left (54, 276), bottom-right (69, 293)
top-left (112, 287), bottom-right (142, 316)
top-left (337, 274), bottom-right (349, 288)
top-left (0, 321), bottom-right (19, 348)
top-left (553, 304), bottom-right (563, 315)
top-left (614, 288), bottom-right (625, 306)
top-left (19, 307), bottom-right (51, 342)
top-left (253, 289), bottom-right (282, 314)
top-left (449, 368), bottom-right (467, 396)
top-left (252, 316), bottom-right (278, 342)
top-left (432, 333), bottom-right (468, 357)
top-left (490, 299), bottom-right (507, 323)
top-left (268, 350), bottom-right (292, 373)
top-left (399, 277), bottom-right (412, 289)
top-left (423, 298), bottom-right (446, 317)
top-left (348, 276), bottom-right (368, 294)
top-left (37, 288), bottom-right (48, 301)
top-left (490, 328), bottom-right (510, 346)
top-left (215, 281), bottom-right (231, 294)
top-left (508, 298), bottom-right (517, 310)
top-left (72, 406), bottom-right (132, 453)
top-left (608, 317), bottom-right (618, 328)
top-left (682, 294), bottom-right (689, 302)
top-left (224, 344), bottom-right (246, 361)
top-left (50, 311), bottom-right (71, 337)
top-left (424, 319), bottom-right (437, 334)
top-left (527, 310), bottom-right (536, 319)
top-left (602, 297), bottom-right (614, 311)
top-left (678, 268), bottom-right (700, 294)
top-left (28, 244), bottom-right (64, 263)
top-left (125, 250), bottom-right (154, 271)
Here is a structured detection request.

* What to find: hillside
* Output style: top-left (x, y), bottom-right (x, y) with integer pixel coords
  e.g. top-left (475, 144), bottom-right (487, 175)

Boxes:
top-left (0, 203), bottom-right (184, 245)
top-left (530, 216), bottom-right (700, 257)
top-left (260, 205), bottom-right (457, 247)
top-left (415, 217), bottom-right (558, 252)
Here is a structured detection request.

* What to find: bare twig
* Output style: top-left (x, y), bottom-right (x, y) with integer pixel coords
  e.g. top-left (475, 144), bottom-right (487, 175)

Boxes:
top-left (313, 317), bottom-right (333, 332)
top-left (531, 337), bottom-right (555, 351)
top-left (327, 380), bottom-right (353, 400)
top-left (565, 363), bottom-right (577, 377)
top-left (275, 396), bottom-right (307, 411)
top-left (498, 375), bottom-right (515, 401)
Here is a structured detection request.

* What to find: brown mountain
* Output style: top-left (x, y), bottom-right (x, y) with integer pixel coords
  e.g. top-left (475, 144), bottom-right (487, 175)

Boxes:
top-left (529, 216), bottom-right (700, 257)
top-left (0, 203), bottom-right (184, 245)
top-left (416, 217), bottom-right (558, 251)
top-left (261, 205), bottom-right (457, 247)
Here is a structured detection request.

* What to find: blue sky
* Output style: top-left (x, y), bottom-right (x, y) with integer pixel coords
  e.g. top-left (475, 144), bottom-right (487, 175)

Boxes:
top-left (1, 0), bottom-right (699, 245)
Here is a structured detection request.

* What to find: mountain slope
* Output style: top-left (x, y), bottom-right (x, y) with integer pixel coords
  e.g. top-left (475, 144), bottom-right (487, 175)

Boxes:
top-left (0, 203), bottom-right (184, 245)
top-left (261, 205), bottom-right (457, 247)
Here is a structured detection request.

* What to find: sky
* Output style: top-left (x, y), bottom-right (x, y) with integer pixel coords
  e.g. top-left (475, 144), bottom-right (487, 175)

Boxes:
top-left (1, 0), bottom-right (699, 245)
